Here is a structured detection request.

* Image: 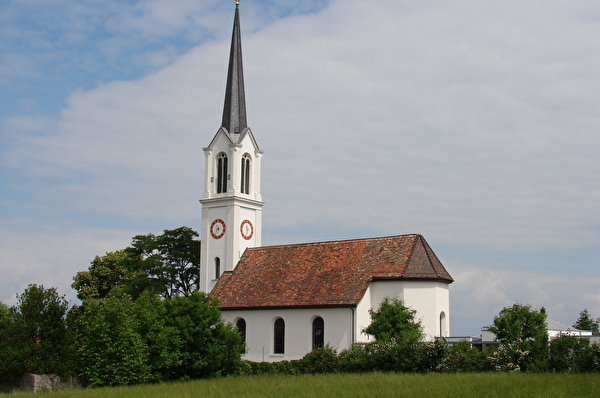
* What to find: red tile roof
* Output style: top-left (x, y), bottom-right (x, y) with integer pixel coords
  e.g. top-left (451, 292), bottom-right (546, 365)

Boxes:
top-left (211, 234), bottom-right (453, 309)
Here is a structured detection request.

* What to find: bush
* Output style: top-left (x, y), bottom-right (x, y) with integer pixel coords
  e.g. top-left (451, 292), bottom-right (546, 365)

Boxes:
top-left (550, 336), bottom-right (600, 372)
top-left (488, 340), bottom-right (530, 372)
top-left (300, 345), bottom-right (339, 374)
top-left (438, 341), bottom-right (492, 372)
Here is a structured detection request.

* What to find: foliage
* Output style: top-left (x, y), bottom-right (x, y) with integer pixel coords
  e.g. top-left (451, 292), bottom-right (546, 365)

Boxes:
top-left (336, 339), bottom-right (447, 373)
top-left (573, 309), bottom-right (599, 334)
top-left (76, 291), bottom-right (243, 386)
top-left (549, 335), bottom-right (600, 372)
top-left (72, 250), bottom-right (143, 302)
top-left (77, 293), bottom-right (152, 386)
top-left (488, 303), bottom-right (548, 370)
top-left (0, 301), bottom-right (19, 384)
top-left (488, 303), bottom-right (548, 343)
top-left (0, 285), bottom-right (74, 380)
top-left (363, 297), bottom-right (423, 343)
top-left (438, 340), bottom-right (492, 372)
top-left (299, 345), bottom-right (339, 374)
top-left (72, 227), bottom-right (200, 303)
top-left (126, 226), bottom-right (200, 299)
top-left (164, 292), bottom-right (244, 379)
top-left (488, 340), bottom-right (530, 372)
top-left (132, 292), bottom-right (182, 381)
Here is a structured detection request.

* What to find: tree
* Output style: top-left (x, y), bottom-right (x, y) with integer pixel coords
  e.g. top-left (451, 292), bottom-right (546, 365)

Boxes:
top-left (363, 297), bottom-right (423, 343)
top-left (488, 303), bottom-right (548, 370)
top-left (76, 291), bottom-right (243, 386)
top-left (7, 285), bottom-right (73, 376)
top-left (73, 227), bottom-right (200, 302)
top-left (127, 227), bottom-right (200, 298)
top-left (573, 309), bottom-right (599, 334)
top-left (488, 303), bottom-right (548, 343)
top-left (78, 293), bottom-right (152, 386)
top-left (0, 301), bottom-right (19, 383)
top-left (72, 250), bottom-right (143, 302)
top-left (164, 292), bottom-right (244, 378)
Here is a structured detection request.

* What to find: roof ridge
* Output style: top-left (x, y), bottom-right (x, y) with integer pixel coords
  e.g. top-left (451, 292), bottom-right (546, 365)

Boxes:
top-left (417, 235), bottom-right (439, 277)
top-left (249, 233), bottom-right (420, 251)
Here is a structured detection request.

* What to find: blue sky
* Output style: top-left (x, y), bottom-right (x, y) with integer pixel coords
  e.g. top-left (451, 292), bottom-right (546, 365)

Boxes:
top-left (1, 0), bottom-right (599, 336)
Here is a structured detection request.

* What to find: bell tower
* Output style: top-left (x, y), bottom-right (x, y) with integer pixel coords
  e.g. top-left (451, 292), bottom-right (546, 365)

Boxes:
top-left (199, 0), bottom-right (263, 293)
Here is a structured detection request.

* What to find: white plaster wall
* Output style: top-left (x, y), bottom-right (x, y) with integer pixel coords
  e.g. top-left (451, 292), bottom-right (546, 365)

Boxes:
top-left (368, 280), bottom-right (450, 340)
top-left (221, 308), bottom-right (354, 362)
top-left (355, 288), bottom-right (374, 343)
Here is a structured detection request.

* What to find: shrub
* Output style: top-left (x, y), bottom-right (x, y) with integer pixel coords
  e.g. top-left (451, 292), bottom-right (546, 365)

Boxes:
top-left (300, 345), bottom-right (339, 374)
top-left (488, 340), bottom-right (530, 372)
top-left (438, 341), bottom-right (492, 372)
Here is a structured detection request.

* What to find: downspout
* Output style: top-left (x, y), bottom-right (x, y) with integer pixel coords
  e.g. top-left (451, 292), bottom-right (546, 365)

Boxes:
top-left (351, 307), bottom-right (356, 345)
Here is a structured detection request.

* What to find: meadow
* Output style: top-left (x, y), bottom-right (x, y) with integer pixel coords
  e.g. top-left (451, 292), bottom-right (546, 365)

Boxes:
top-left (4, 373), bottom-right (600, 398)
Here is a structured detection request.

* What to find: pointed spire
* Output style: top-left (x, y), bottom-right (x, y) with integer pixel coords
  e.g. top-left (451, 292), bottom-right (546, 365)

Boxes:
top-left (221, 1), bottom-right (247, 134)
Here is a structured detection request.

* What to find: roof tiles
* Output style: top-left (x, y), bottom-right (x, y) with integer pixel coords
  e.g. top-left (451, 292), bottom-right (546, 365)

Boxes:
top-left (212, 234), bottom-right (453, 309)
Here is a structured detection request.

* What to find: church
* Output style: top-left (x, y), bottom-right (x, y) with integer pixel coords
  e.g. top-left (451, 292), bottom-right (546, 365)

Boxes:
top-left (199, 2), bottom-right (453, 362)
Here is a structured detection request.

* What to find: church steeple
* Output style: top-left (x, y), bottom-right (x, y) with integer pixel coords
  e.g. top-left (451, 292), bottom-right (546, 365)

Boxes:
top-left (199, 0), bottom-right (263, 293)
top-left (221, 1), bottom-right (247, 135)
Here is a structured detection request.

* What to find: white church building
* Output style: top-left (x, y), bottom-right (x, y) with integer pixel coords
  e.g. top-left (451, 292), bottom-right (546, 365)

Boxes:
top-left (200, 2), bottom-right (453, 362)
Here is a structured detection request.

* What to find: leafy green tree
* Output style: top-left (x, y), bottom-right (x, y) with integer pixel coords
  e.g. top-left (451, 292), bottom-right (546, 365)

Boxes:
top-left (0, 301), bottom-right (20, 383)
top-left (488, 303), bottom-right (548, 370)
top-left (127, 227), bottom-right (200, 298)
top-left (363, 297), bottom-right (423, 343)
top-left (78, 293), bottom-right (151, 386)
top-left (488, 304), bottom-right (548, 344)
top-left (165, 292), bottom-right (244, 378)
top-left (573, 309), bottom-right (599, 334)
top-left (0, 285), bottom-right (74, 379)
top-left (132, 292), bottom-right (182, 381)
top-left (72, 250), bottom-right (143, 301)
top-left (549, 335), bottom-right (589, 372)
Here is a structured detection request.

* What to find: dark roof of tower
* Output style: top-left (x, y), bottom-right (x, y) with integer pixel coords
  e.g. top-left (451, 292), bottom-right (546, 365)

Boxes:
top-left (211, 234), bottom-right (453, 310)
top-left (221, 2), bottom-right (247, 135)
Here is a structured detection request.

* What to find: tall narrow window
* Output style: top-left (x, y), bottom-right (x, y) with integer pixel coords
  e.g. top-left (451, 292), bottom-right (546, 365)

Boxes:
top-left (214, 257), bottom-right (221, 279)
top-left (312, 317), bottom-right (324, 349)
top-left (274, 318), bottom-right (285, 354)
top-left (241, 154), bottom-right (251, 194)
top-left (439, 311), bottom-right (447, 337)
top-left (236, 318), bottom-right (247, 343)
top-left (217, 153), bottom-right (228, 193)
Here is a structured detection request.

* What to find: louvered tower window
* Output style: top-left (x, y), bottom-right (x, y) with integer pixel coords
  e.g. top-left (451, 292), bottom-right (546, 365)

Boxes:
top-left (216, 153), bottom-right (228, 193)
top-left (241, 153), bottom-right (251, 194)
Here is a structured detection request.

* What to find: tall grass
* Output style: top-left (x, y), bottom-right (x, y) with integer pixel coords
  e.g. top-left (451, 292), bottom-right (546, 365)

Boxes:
top-left (4, 373), bottom-right (600, 398)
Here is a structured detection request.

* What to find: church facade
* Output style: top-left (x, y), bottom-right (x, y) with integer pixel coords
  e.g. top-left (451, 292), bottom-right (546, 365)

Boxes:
top-left (200, 2), bottom-right (453, 362)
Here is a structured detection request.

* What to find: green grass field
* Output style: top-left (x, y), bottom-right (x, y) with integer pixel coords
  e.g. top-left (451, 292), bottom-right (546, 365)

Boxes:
top-left (4, 373), bottom-right (600, 398)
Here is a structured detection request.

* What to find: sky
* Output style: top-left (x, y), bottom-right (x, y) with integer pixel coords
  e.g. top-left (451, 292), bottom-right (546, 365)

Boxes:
top-left (1, 0), bottom-right (599, 336)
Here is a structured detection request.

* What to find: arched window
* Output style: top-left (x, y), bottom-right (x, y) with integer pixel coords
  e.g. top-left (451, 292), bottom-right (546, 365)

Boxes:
top-left (216, 153), bottom-right (228, 193)
top-left (312, 317), bottom-right (324, 349)
top-left (214, 257), bottom-right (221, 279)
top-left (274, 318), bottom-right (285, 354)
top-left (439, 311), bottom-right (447, 337)
top-left (236, 318), bottom-right (246, 343)
top-left (241, 153), bottom-right (251, 194)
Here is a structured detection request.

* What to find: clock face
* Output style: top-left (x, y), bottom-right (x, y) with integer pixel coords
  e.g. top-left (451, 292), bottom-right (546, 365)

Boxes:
top-left (240, 219), bottom-right (254, 240)
top-left (210, 219), bottom-right (226, 239)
